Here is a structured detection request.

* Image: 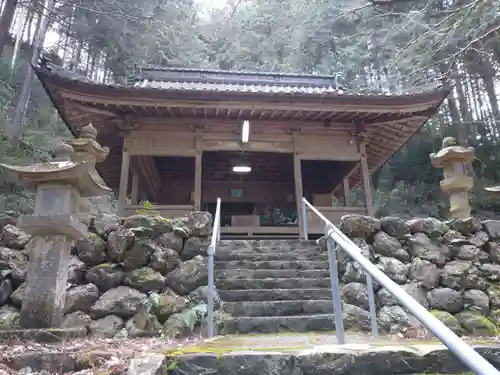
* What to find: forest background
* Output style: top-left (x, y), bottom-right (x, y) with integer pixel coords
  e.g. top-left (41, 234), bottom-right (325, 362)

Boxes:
top-left (0, 0), bottom-right (498, 219)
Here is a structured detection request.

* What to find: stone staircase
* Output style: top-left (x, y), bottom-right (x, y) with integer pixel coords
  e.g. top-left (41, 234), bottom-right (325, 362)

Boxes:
top-left (215, 239), bottom-right (337, 334)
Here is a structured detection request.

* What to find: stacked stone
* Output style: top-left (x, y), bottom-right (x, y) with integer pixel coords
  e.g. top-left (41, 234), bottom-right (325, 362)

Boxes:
top-left (330, 215), bottom-right (500, 337)
top-left (0, 210), bottom-right (220, 338)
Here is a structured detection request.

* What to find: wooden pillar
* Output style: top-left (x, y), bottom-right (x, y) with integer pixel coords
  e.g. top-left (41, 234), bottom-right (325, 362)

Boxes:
top-left (131, 172), bottom-right (139, 205)
top-left (358, 136), bottom-right (375, 216)
top-left (293, 143), bottom-right (305, 238)
top-left (343, 178), bottom-right (351, 206)
top-left (194, 148), bottom-right (202, 211)
top-left (118, 151), bottom-right (130, 216)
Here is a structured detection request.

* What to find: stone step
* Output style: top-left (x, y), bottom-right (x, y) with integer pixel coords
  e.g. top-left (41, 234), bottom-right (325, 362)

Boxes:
top-left (223, 314), bottom-right (336, 334)
top-left (219, 288), bottom-right (332, 301)
top-left (219, 239), bottom-right (317, 248)
top-left (214, 260), bottom-right (328, 270)
top-left (215, 268), bottom-right (330, 279)
top-left (217, 277), bottom-right (331, 290)
top-left (214, 251), bottom-right (325, 262)
top-left (223, 299), bottom-right (333, 317)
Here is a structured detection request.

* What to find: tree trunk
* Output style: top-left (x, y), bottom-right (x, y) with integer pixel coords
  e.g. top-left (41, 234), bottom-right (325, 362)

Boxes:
top-left (5, 0), bottom-right (54, 143)
top-left (0, 0), bottom-right (18, 56)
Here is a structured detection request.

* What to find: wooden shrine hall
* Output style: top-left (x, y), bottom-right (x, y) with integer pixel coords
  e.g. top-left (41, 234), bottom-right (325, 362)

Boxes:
top-left (34, 63), bottom-right (450, 237)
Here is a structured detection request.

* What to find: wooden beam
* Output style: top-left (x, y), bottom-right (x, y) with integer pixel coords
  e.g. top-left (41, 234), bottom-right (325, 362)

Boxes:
top-left (115, 115), bottom-right (426, 130)
top-left (293, 139), bottom-right (305, 239)
top-left (118, 150), bottom-right (130, 216)
top-left (343, 178), bottom-right (351, 206)
top-left (58, 89), bottom-right (446, 114)
top-left (131, 172), bottom-right (139, 205)
top-left (65, 100), bottom-right (118, 117)
top-left (194, 138), bottom-right (202, 211)
top-left (358, 135), bottom-right (375, 216)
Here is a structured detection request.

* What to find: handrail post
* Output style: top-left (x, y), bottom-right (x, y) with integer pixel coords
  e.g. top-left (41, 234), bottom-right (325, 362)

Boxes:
top-left (365, 273), bottom-right (379, 339)
top-left (301, 197), bottom-right (308, 240)
top-left (325, 224), bottom-right (345, 345)
top-left (207, 243), bottom-right (215, 339)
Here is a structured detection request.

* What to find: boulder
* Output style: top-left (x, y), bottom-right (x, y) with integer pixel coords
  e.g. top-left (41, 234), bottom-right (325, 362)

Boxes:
top-left (379, 217), bottom-right (410, 239)
top-left (447, 217), bottom-right (482, 235)
top-left (372, 231), bottom-right (409, 262)
top-left (75, 234), bottom-right (108, 266)
top-left (452, 244), bottom-right (481, 261)
top-left (85, 264), bottom-right (125, 291)
top-left (157, 232), bottom-right (183, 254)
top-left (378, 305), bottom-right (422, 333)
top-left (127, 356), bottom-right (166, 375)
top-left (162, 304), bottom-right (205, 337)
top-left (107, 227), bottom-right (135, 262)
top-left (10, 282), bottom-right (24, 307)
top-left (0, 212), bottom-right (18, 230)
top-left (408, 258), bottom-right (441, 289)
top-left (188, 285), bottom-right (220, 309)
top-left (62, 311), bottom-right (93, 331)
top-left (488, 285), bottom-right (500, 309)
top-left (0, 278), bottom-right (12, 305)
top-left (186, 211), bottom-right (213, 237)
top-left (463, 289), bottom-right (490, 315)
top-left (65, 283), bottom-right (99, 314)
top-left (166, 255), bottom-right (208, 295)
top-left (339, 215), bottom-right (381, 238)
top-left (181, 236), bottom-right (210, 260)
top-left (342, 303), bottom-right (372, 331)
top-left (125, 311), bottom-right (162, 338)
top-left (478, 263), bottom-right (500, 281)
top-left (427, 287), bottom-right (464, 313)
top-left (440, 260), bottom-right (486, 290)
top-left (89, 286), bottom-right (146, 319)
top-left (0, 305), bottom-right (19, 329)
top-left (485, 242), bottom-right (500, 264)
top-left (466, 231), bottom-right (489, 247)
top-left (1, 225), bottom-right (30, 249)
top-left (407, 233), bottom-right (450, 266)
top-left (407, 218), bottom-right (448, 236)
top-left (67, 256), bottom-right (86, 285)
top-left (430, 310), bottom-right (464, 335)
top-left (124, 267), bottom-right (165, 293)
top-left (483, 220), bottom-right (500, 239)
top-left (89, 315), bottom-right (124, 338)
top-left (377, 283), bottom-right (428, 309)
top-left (376, 256), bottom-right (408, 284)
top-left (0, 246), bottom-right (28, 284)
top-left (122, 238), bottom-right (157, 271)
top-left (456, 310), bottom-right (500, 336)
top-left (149, 246), bottom-right (181, 275)
top-left (93, 214), bottom-right (121, 238)
top-left (341, 282), bottom-right (370, 310)
top-left (152, 291), bottom-right (188, 323)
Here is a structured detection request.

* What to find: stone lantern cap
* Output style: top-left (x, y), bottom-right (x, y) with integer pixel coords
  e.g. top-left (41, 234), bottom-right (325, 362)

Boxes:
top-left (430, 137), bottom-right (475, 168)
top-left (67, 123), bottom-right (110, 163)
top-left (0, 142), bottom-right (111, 197)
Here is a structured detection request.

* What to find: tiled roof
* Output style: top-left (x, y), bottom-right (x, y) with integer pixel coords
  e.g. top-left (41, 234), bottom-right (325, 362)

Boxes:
top-left (133, 78), bottom-right (343, 94)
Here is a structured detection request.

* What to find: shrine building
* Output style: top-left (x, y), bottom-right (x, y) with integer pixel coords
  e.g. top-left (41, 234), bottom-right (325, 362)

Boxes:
top-left (34, 62), bottom-right (450, 238)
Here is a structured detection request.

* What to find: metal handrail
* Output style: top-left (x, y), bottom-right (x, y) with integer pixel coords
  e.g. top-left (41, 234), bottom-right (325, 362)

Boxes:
top-left (302, 197), bottom-right (500, 375)
top-left (206, 197), bottom-right (222, 339)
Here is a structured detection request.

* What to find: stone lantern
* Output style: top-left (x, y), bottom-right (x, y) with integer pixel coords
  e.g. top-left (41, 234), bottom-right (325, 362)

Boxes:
top-left (66, 123), bottom-right (110, 213)
top-left (0, 138), bottom-right (111, 329)
top-left (430, 137), bottom-right (475, 219)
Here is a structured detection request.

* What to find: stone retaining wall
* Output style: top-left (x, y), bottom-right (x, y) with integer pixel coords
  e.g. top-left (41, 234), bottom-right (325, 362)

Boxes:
top-left (331, 215), bottom-right (500, 336)
top-left (0, 211), bottom-right (220, 339)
